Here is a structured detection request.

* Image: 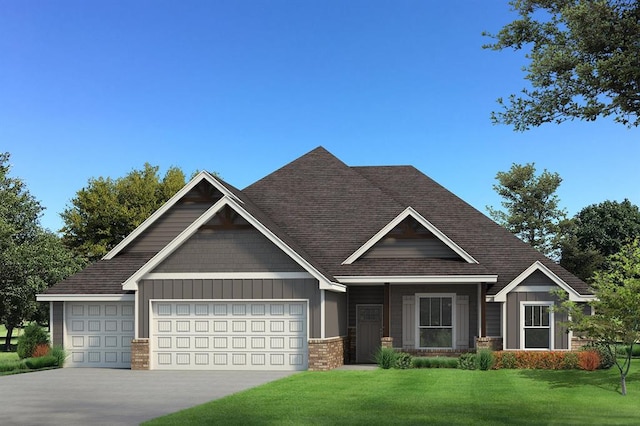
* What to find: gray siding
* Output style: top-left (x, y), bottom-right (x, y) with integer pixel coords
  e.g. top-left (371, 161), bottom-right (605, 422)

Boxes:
top-left (52, 302), bottom-right (64, 347)
top-left (506, 291), bottom-right (569, 350)
top-left (390, 284), bottom-right (478, 349)
top-left (325, 290), bottom-right (347, 338)
top-left (138, 278), bottom-right (321, 339)
top-left (125, 201), bottom-right (214, 254)
top-left (486, 302), bottom-right (502, 337)
top-left (521, 270), bottom-right (556, 286)
top-left (348, 286), bottom-right (384, 327)
top-left (363, 239), bottom-right (460, 259)
top-left (154, 229), bottom-right (304, 273)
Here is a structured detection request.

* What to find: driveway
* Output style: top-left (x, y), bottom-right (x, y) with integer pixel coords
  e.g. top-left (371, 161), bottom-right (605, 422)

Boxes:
top-left (0, 368), bottom-right (296, 425)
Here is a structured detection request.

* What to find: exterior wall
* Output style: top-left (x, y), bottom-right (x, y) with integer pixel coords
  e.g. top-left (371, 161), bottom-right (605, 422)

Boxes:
top-left (325, 290), bottom-right (347, 338)
top-left (390, 284), bottom-right (478, 349)
top-left (505, 291), bottom-right (569, 350)
top-left (308, 337), bottom-right (346, 370)
top-left (348, 286), bottom-right (384, 327)
top-left (125, 200), bottom-right (215, 254)
top-left (153, 229), bottom-right (305, 273)
top-left (138, 278), bottom-right (321, 339)
top-left (51, 301), bottom-right (64, 347)
top-left (486, 302), bottom-right (502, 337)
top-left (363, 239), bottom-right (459, 259)
top-left (131, 339), bottom-right (150, 370)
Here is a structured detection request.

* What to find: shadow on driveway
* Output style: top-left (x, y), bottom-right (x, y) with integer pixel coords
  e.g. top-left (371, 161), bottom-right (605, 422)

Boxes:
top-left (0, 368), bottom-right (296, 425)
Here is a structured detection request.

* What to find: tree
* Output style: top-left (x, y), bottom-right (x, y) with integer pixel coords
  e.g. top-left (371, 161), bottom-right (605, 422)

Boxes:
top-left (484, 0), bottom-right (640, 130)
top-left (558, 239), bottom-right (640, 396)
top-left (561, 199), bottom-right (640, 280)
top-left (487, 163), bottom-right (567, 257)
top-left (0, 153), bottom-right (84, 350)
top-left (61, 163), bottom-right (186, 261)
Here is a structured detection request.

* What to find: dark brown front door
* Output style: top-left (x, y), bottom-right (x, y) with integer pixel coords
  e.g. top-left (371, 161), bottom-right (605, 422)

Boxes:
top-left (356, 305), bottom-right (383, 363)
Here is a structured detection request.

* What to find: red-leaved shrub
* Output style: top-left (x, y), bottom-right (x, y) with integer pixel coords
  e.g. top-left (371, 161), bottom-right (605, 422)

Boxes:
top-left (32, 343), bottom-right (51, 358)
top-left (578, 350), bottom-right (601, 371)
top-left (493, 351), bottom-right (583, 370)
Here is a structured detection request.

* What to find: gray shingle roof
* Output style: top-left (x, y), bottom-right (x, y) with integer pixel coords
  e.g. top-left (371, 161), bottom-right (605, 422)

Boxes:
top-left (46, 146), bottom-right (589, 297)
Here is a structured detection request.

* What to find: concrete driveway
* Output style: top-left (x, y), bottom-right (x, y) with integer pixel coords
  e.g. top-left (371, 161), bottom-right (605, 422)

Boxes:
top-left (0, 368), bottom-right (296, 425)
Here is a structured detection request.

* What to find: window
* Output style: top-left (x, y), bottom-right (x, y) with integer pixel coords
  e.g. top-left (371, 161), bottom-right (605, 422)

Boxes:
top-left (418, 295), bottom-right (454, 348)
top-left (522, 303), bottom-right (553, 349)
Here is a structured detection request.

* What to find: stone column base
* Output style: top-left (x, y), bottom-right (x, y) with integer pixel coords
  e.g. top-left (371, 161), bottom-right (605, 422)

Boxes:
top-left (381, 336), bottom-right (394, 348)
top-left (131, 338), bottom-right (150, 370)
top-left (308, 337), bottom-right (346, 371)
top-left (475, 337), bottom-right (503, 351)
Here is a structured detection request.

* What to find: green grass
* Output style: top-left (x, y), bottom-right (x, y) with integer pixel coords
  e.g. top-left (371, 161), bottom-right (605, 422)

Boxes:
top-left (0, 352), bottom-right (19, 362)
top-left (144, 365), bottom-right (640, 425)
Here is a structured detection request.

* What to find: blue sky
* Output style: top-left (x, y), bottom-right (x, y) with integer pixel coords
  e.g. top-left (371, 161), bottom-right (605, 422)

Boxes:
top-left (2, 1), bottom-right (638, 233)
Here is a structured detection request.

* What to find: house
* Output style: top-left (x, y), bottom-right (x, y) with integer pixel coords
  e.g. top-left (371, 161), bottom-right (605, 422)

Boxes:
top-left (37, 147), bottom-right (593, 371)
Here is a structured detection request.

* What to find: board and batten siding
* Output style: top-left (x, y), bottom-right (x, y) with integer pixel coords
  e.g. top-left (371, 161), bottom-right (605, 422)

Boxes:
top-left (506, 291), bottom-right (569, 350)
top-left (138, 278), bottom-right (321, 339)
top-left (124, 201), bottom-right (215, 254)
top-left (485, 302), bottom-right (502, 337)
top-left (51, 301), bottom-right (64, 347)
top-left (391, 284), bottom-right (478, 349)
top-left (153, 229), bottom-right (305, 273)
top-left (324, 290), bottom-right (347, 338)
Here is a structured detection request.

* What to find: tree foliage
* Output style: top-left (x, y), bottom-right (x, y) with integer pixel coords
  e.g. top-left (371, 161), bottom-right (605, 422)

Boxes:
top-left (484, 0), bottom-right (640, 130)
top-left (558, 239), bottom-right (640, 396)
top-left (487, 162), bottom-right (567, 257)
top-left (561, 199), bottom-right (640, 280)
top-left (0, 153), bottom-right (84, 350)
top-left (60, 163), bottom-right (186, 261)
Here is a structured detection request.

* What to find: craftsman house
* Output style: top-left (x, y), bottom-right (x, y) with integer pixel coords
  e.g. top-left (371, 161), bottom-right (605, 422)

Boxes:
top-left (38, 147), bottom-right (593, 370)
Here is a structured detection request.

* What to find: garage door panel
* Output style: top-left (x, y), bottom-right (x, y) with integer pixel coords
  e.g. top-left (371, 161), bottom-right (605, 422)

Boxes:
top-left (151, 301), bottom-right (308, 371)
top-left (65, 302), bottom-right (135, 368)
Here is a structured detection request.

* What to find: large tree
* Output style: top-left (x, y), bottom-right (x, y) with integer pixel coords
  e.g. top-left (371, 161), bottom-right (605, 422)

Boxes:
top-left (558, 239), bottom-right (640, 396)
top-left (487, 162), bottom-right (567, 257)
top-left (561, 199), bottom-right (640, 280)
top-left (484, 0), bottom-right (640, 130)
top-left (61, 163), bottom-right (186, 261)
top-left (0, 153), bottom-right (84, 350)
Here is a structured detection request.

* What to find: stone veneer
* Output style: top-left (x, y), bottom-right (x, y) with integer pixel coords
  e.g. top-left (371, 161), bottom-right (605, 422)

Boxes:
top-left (475, 337), bottom-right (503, 351)
top-left (308, 337), bottom-right (346, 371)
top-left (571, 336), bottom-right (594, 351)
top-left (131, 339), bottom-right (150, 370)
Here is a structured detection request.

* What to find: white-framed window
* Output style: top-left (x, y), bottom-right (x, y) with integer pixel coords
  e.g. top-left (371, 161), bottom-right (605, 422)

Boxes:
top-left (416, 293), bottom-right (456, 349)
top-left (520, 301), bottom-right (554, 350)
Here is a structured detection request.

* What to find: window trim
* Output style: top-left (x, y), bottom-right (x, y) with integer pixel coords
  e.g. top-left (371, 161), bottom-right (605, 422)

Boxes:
top-left (520, 301), bottom-right (554, 350)
top-left (415, 293), bottom-right (456, 349)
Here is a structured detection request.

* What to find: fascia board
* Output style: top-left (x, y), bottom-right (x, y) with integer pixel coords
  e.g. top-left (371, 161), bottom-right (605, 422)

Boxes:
top-left (342, 206), bottom-right (478, 265)
top-left (493, 261), bottom-right (587, 302)
top-left (104, 171), bottom-right (240, 260)
top-left (36, 294), bottom-right (135, 302)
top-left (335, 275), bottom-right (498, 284)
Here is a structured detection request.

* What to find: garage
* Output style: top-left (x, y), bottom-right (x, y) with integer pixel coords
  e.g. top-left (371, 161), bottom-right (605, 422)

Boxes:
top-left (150, 300), bottom-right (308, 371)
top-left (65, 302), bottom-right (135, 368)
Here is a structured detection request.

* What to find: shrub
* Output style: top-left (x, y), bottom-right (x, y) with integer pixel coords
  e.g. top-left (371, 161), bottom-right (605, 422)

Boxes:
top-left (578, 351), bottom-right (601, 371)
top-left (457, 353), bottom-right (476, 370)
top-left (413, 357), bottom-right (458, 369)
top-left (497, 352), bottom-right (517, 369)
top-left (17, 324), bottom-right (50, 359)
top-left (49, 346), bottom-right (67, 367)
top-left (24, 355), bottom-right (58, 370)
top-left (32, 343), bottom-right (51, 358)
top-left (623, 344), bottom-right (640, 357)
top-left (394, 352), bottom-right (413, 369)
top-left (581, 343), bottom-right (614, 369)
top-left (477, 349), bottom-right (494, 371)
top-left (375, 347), bottom-right (397, 369)
top-left (561, 351), bottom-right (579, 370)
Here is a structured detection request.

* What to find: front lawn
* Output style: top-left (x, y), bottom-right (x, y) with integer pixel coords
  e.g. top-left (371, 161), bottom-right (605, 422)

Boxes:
top-left (145, 365), bottom-right (640, 425)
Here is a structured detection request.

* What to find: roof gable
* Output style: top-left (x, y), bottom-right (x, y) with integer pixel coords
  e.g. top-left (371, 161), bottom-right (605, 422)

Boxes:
top-left (104, 171), bottom-right (240, 260)
top-left (122, 195), bottom-right (345, 292)
top-left (343, 207), bottom-right (478, 264)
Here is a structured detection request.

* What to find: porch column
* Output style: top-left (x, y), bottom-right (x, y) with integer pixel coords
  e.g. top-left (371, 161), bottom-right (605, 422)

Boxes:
top-left (480, 283), bottom-right (487, 337)
top-left (383, 283), bottom-right (390, 337)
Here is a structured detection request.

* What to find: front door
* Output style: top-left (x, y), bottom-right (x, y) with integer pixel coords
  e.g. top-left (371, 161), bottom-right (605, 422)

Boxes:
top-left (356, 305), bottom-right (383, 363)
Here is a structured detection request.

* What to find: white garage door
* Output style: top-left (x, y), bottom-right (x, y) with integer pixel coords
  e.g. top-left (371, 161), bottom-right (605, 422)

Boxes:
top-left (65, 302), bottom-right (135, 368)
top-left (151, 300), bottom-right (308, 371)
